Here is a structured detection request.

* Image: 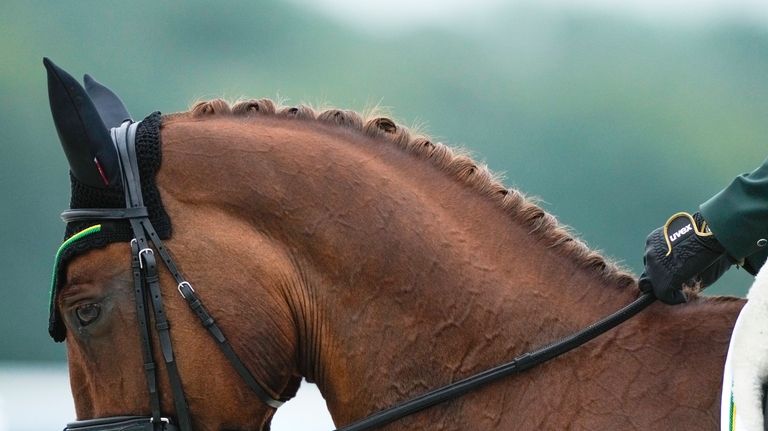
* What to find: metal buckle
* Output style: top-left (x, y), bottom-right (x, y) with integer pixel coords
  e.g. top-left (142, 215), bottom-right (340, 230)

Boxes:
top-left (177, 281), bottom-right (195, 298)
top-left (138, 248), bottom-right (154, 269)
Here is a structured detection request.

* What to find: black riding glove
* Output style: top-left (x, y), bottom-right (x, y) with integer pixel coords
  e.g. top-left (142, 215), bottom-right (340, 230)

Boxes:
top-left (639, 212), bottom-right (735, 304)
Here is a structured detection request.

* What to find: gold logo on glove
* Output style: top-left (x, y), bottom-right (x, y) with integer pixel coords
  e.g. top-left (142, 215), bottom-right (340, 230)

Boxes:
top-left (662, 212), bottom-right (713, 256)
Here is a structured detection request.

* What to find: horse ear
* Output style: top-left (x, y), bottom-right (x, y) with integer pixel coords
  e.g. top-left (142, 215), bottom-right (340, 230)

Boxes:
top-left (83, 73), bottom-right (132, 128)
top-left (44, 58), bottom-right (120, 188)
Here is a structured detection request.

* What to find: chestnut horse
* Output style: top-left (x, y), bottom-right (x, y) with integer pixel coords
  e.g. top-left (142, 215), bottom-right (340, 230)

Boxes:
top-left (55, 98), bottom-right (744, 430)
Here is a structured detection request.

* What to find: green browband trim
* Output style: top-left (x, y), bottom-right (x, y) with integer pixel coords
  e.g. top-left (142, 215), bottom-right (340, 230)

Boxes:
top-left (49, 224), bottom-right (102, 311)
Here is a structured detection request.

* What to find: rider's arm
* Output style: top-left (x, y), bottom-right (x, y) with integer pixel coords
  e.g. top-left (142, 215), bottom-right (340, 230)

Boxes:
top-left (700, 157), bottom-right (768, 275)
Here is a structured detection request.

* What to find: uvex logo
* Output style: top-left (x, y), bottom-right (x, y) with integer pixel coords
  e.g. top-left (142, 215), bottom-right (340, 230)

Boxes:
top-left (669, 224), bottom-right (692, 243)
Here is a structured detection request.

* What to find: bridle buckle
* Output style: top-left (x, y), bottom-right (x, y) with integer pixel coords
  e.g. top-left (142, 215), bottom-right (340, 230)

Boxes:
top-left (177, 281), bottom-right (195, 298)
top-left (138, 248), bottom-right (154, 269)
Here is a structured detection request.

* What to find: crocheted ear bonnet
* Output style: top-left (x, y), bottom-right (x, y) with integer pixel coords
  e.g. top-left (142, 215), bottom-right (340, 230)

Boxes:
top-left (46, 67), bottom-right (174, 342)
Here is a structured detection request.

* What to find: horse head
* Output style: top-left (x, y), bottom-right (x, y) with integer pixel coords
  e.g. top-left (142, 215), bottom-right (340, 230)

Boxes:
top-left (46, 59), bottom-right (300, 431)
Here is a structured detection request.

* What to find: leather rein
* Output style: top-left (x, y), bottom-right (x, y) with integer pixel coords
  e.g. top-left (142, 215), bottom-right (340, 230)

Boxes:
top-left (60, 119), bottom-right (656, 431)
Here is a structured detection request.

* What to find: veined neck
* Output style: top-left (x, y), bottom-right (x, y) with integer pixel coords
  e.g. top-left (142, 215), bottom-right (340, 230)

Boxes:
top-left (157, 114), bottom-right (642, 424)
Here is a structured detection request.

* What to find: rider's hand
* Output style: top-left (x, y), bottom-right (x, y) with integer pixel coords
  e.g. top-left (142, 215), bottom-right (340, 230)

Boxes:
top-left (639, 212), bottom-right (735, 304)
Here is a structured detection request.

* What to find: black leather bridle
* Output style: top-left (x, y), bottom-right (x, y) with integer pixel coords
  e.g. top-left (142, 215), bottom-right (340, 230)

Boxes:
top-left (58, 106), bottom-right (656, 431)
top-left (61, 120), bottom-right (286, 431)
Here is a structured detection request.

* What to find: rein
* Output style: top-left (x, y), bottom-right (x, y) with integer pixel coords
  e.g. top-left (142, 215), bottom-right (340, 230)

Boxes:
top-left (335, 292), bottom-right (655, 431)
top-left (58, 119), bottom-right (656, 431)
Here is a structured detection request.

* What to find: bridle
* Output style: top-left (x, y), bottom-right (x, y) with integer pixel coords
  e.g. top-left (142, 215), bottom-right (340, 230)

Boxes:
top-left (58, 118), bottom-right (656, 431)
top-left (52, 83), bottom-right (656, 431)
top-left (61, 120), bottom-right (287, 431)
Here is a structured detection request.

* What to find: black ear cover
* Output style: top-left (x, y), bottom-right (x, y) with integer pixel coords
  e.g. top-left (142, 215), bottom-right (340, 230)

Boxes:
top-left (44, 57), bottom-right (120, 188)
top-left (84, 73), bottom-right (132, 129)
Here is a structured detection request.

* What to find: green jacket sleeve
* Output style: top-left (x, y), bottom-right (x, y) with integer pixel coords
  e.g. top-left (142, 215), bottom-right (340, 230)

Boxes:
top-left (700, 157), bottom-right (768, 274)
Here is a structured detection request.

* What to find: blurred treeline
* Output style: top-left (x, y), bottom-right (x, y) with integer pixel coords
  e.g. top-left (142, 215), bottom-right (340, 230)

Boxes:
top-left (1, 1), bottom-right (767, 362)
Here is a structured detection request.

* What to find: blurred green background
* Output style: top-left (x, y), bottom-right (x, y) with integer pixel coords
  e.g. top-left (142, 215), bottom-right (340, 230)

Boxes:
top-left (1, 0), bottom-right (767, 364)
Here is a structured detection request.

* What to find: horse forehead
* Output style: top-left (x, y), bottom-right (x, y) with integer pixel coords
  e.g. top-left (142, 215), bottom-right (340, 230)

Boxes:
top-left (65, 243), bottom-right (131, 283)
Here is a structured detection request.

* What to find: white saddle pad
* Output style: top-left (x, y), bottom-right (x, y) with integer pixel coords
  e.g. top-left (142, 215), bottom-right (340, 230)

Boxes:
top-left (722, 265), bottom-right (768, 431)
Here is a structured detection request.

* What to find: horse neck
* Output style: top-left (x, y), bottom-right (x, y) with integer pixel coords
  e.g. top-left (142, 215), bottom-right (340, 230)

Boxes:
top-left (158, 116), bottom-right (740, 427)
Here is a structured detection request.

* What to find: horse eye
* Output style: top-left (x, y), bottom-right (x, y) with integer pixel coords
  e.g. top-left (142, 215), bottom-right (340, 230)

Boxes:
top-left (75, 303), bottom-right (101, 326)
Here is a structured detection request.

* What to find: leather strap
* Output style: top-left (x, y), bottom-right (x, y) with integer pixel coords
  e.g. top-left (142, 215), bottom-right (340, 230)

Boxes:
top-left (179, 282), bottom-right (286, 408)
top-left (131, 239), bottom-right (162, 426)
top-left (115, 122), bottom-right (142, 208)
top-left (65, 416), bottom-right (178, 431)
top-left (134, 222), bottom-right (192, 431)
top-left (115, 121), bottom-right (192, 431)
top-left (142, 215), bottom-right (286, 408)
top-left (61, 207), bottom-right (148, 222)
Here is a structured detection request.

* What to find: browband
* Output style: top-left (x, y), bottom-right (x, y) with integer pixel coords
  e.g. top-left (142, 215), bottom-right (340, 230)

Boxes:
top-left (61, 207), bottom-right (148, 222)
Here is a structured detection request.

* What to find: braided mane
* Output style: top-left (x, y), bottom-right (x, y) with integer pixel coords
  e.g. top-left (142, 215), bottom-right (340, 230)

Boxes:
top-left (172, 98), bottom-right (637, 289)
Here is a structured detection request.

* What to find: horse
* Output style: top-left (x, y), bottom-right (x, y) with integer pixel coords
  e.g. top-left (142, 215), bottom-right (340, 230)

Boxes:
top-left (47, 63), bottom-right (744, 430)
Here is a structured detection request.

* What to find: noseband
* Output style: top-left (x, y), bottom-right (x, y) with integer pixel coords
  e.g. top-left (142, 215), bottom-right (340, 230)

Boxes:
top-left (61, 120), bottom-right (286, 431)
